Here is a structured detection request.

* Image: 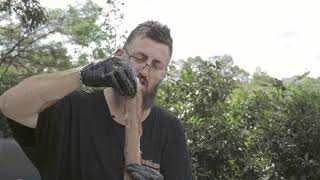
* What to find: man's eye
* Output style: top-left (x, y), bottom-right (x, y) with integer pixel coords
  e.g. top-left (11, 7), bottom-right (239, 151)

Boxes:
top-left (132, 56), bottom-right (145, 63)
top-left (153, 62), bottom-right (163, 70)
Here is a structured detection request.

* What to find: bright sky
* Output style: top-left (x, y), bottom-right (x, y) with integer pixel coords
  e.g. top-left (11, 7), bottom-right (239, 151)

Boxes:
top-left (41, 0), bottom-right (320, 79)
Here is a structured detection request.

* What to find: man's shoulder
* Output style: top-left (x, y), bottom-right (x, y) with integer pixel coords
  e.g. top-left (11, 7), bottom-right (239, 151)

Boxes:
top-left (152, 106), bottom-right (182, 126)
top-left (153, 106), bottom-right (177, 118)
top-left (152, 106), bottom-right (187, 143)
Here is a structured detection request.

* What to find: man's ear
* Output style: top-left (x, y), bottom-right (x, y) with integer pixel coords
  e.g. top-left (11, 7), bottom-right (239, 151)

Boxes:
top-left (114, 48), bottom-right (124, 56)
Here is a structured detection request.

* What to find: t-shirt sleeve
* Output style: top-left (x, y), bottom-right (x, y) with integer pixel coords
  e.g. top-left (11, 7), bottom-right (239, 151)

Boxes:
top-left (160, 117), bottom-right (193, 180)
top-left (7, 91), bottom-right (79, 171)
top-left (34, 91), bottom-right (81, 173)
top-left (36, 92), bottom-right (72, 148)
top-left (7, 118), bottom-right (37, 163)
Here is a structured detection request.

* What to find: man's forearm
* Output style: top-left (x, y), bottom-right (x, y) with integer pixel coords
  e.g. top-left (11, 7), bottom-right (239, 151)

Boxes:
top-left (0, 67), bottom-right (83, 127)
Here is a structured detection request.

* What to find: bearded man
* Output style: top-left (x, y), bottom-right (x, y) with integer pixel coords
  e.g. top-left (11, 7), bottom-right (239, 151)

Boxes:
top-left (0, 21), bottom-right (192, 180)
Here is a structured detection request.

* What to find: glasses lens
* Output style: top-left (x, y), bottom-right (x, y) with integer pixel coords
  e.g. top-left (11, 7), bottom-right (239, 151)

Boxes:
top-left (126, 49), bottom-right (165, 74)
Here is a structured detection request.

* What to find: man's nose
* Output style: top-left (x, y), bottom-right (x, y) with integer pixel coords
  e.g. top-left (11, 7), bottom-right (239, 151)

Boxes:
top-left (139, 64), bottom-right (151, 76)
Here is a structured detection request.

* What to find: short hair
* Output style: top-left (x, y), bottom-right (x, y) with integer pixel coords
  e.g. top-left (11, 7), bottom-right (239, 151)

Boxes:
top-left (124, 20), bottom-right (173, 57)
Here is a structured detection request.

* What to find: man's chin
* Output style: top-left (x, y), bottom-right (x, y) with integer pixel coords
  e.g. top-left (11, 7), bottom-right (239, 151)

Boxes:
top-left (142, 86), bottom-right (158, 110)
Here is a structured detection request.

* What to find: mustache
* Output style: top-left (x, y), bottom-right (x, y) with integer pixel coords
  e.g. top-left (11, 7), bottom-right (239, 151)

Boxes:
top-left (112, 80), bottom-right (159, 110)
top-left (136, 74), bottom-right (159, 110)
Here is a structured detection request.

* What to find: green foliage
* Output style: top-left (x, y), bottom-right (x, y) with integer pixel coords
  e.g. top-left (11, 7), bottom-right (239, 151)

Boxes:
top-left (0, 0), bottom-right (123, 137)
top-left (266, 78), bottom-right (320, 179)
top-left (158, 57), bottom-right (320, 179)
top-left (0, 0), bottom-right (47, 31)
top-left (0, 0), bottom-right (123, 92)
top-left (158, 56), bottom-right (253, 179)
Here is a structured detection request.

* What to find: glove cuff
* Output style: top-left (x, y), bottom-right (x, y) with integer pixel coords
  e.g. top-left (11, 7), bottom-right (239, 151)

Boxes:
top-left (79, 69), bottom-right (83, 86)
top-left (79, 62), bottom-right (93, 86)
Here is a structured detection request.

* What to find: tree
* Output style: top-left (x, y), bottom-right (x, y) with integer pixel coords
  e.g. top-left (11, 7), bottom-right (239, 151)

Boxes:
top-left (266, 77), bottom-right (320, 179)
top-left (0, 0), bottom-right (124, 137)
top-left (158, 56), bottom-right (255, 179)
top-left (158, 56), bottom-right (320, 179)
top-left (0, 0), bottom-right (47, 31)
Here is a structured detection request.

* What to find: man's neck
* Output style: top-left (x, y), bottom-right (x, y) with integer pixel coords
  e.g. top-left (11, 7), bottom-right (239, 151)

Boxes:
top-left (103, 88), bottom-right (150, 125)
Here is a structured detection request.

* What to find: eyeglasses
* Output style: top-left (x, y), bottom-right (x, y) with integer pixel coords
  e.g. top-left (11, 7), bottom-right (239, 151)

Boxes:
top-left (124, 48), bottom-right (166, 75)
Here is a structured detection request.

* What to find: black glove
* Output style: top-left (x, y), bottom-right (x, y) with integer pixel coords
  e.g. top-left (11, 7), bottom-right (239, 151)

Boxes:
top-left (126, 164), bottom-right (164, 180)
top-left (80, 57), bottom-right (137, 96)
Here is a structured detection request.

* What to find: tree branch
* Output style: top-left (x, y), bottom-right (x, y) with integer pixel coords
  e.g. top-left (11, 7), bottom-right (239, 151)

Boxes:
top-left (0, 31), bottom-right (32, 66)
top-left (0, 58), bottom-right (14, 82)
top-left (0, 29), bottom-right (55, 80)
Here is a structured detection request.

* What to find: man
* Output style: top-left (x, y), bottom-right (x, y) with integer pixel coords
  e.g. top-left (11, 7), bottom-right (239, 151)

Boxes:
top-left (0, 21), bottom-right (192, 180)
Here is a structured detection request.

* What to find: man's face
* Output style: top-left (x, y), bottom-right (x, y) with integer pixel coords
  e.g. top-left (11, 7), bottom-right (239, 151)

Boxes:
top-left (123, 35), bottom-right (171, 108)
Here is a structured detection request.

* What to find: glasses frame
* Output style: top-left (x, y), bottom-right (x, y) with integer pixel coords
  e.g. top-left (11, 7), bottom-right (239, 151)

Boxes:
top-left (123, 48), bottom-right (167, 75)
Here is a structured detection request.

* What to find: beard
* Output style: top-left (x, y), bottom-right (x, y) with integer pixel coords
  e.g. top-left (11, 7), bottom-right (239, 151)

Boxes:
top-left (112, 82), bottom-right (160, 110)
top-left (142, 83), bottom-right (159, 110)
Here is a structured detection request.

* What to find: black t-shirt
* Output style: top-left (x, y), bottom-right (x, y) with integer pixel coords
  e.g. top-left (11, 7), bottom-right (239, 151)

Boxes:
top-left (8, 89), bottom-right (192, 180)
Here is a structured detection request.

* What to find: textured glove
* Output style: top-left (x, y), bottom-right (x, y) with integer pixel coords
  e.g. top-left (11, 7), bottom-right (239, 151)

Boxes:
top-left (126, 164), bottom-right (164, 180)
top-left (80, 57), bottom-right (137, 96)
